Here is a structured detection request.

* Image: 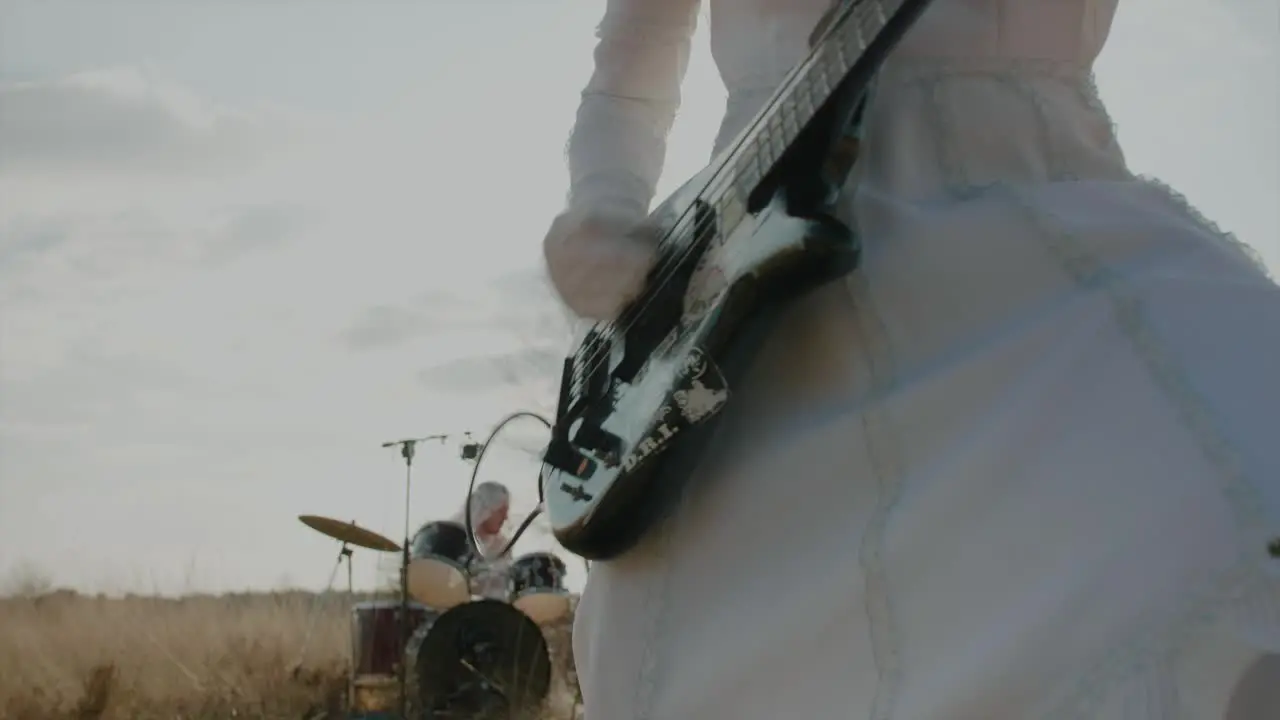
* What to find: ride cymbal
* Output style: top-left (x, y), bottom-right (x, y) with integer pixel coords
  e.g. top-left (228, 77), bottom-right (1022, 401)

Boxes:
top-left (298, 515), bottom-right (401, 552)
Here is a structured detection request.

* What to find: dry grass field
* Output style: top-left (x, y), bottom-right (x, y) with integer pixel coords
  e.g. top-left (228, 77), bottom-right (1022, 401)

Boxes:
top-left (0, 587), bottom-right (580, 720)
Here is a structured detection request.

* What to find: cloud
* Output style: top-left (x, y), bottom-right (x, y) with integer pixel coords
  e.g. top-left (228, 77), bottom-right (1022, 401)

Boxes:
top-left (0, 68), bottom-right (314, 466)
top-left (339, 303), bottom-right (443, 350)
top-left (0, 218), bottom-right (73, 280)
top-left (0, 202), bottom-right (304, 314)
top-left (413, 314), bottom-right (572, 421)
top-left (200, 204), bottom-right (300, 265)
top-left (336, 289), bottom-right (487, 350)
top-left (0, 8), bottom-right (601, 593)
top-left (337, 267), bottom-right (573, 405)
top-left (0, 66), bottom-right (286, 177)
top-left (419, 345), bottom-right (564, 392)
top-left (338, 269), bottom-right (568, 351)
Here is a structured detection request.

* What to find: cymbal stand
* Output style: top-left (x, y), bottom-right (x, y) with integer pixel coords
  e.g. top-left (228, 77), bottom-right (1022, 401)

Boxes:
top-left (293, 541), bottom-right (351, 676)
top-left (339, 542), bottom-right (354, 594)
top-left (382, 434), bottom-right (447, 719)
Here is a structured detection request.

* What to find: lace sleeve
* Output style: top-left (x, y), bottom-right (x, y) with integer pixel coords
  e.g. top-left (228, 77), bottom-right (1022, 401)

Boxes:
top-left (566, 0), bottom-right (702, 217)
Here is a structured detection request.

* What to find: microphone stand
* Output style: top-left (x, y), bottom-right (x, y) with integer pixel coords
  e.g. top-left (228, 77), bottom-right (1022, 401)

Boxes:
top-left (381, 434), bottom-right (447, 719)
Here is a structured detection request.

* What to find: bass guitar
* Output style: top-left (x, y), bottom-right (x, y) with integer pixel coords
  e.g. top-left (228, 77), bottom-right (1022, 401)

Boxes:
top-left (541, 0), bottom-right (936, 560)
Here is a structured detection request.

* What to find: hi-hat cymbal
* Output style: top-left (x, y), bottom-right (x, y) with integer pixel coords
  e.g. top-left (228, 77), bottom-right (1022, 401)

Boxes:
top-left (299, 515), bottom-right (401, 553)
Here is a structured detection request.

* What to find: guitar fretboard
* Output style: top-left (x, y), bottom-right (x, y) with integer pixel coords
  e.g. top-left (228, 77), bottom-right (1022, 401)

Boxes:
top-left (699, 0), bottom-right (906, 230)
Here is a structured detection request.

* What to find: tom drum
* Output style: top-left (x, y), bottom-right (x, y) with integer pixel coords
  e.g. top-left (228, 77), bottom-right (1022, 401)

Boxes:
top-left (350, 599), bottom-right (432, 678)
top-left (407, 520), bottom-right (477, 609)
top-left (507, 552), bottom-right (570, 625)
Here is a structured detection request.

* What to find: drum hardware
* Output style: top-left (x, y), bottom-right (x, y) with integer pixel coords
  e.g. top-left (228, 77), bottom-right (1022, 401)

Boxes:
top-left (464, 411), bottom-right (593, 581)
top-left (460, 432), bottom-right (481, 461)
top-left (459, 658), bottom-right (502, 691)
top-left (350, 674), bottom-right (398, 715)
top-left (463, 412), bottom-right (554, 563)
top-left (381, 433), bottom-right (452, 720)
top-left (293, 516), bottom-right (394, 677)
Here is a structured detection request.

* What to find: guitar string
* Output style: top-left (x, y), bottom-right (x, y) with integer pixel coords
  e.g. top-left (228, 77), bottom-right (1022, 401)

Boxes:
top-left (580, 1), bottom-right (864, 350)
top-left (563, 47), bottom-right (870, 447)
top-left (563, 0), bottom-right (890, 392)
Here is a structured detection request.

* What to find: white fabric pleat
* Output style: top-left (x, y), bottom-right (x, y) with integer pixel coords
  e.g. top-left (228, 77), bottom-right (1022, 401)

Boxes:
top-left (561, 2), bottom-right (1280, 718)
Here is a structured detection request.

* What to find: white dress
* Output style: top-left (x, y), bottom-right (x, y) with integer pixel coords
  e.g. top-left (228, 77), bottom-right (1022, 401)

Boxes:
top-left (563, 1), bottom-right (1280, 718)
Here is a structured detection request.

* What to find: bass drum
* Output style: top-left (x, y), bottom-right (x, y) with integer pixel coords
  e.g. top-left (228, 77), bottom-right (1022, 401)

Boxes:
top-left (407, 599), bottom-right (552, 720)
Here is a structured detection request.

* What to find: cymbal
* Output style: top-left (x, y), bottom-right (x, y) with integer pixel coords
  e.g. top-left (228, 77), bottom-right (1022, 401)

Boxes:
top-left (298, 515), bottom-right (401, 553)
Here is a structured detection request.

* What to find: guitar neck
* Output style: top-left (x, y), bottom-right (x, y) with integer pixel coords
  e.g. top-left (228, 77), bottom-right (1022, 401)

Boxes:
top-left (696, 0), bottom-right (931, 219)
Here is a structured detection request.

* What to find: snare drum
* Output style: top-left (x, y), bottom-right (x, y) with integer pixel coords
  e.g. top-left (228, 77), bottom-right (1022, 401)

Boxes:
top-left (407, 520), bottom-right (477, 609)
top-left (507, 552), bottom-right (570, 624)
top-left (350, 600), bottom-right (432, 677)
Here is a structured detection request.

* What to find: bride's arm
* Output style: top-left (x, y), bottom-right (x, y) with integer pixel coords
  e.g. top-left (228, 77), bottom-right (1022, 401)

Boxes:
top-left (565, 0), bottom-right (702, 219)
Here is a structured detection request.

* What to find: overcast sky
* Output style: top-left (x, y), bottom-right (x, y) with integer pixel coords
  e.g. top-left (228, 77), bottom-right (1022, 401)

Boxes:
top-left (0, 0), bottom-right (1275, 595)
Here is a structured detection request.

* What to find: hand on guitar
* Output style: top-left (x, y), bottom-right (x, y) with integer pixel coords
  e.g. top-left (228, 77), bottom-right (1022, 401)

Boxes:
top-left (542, 203), bottom-right (658, 322)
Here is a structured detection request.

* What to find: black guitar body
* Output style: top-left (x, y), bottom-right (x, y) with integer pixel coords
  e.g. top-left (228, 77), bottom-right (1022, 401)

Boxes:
top-left (551, 194), bottom-right (857, 560)
top-left (541, 0), bottom-right (935, 560)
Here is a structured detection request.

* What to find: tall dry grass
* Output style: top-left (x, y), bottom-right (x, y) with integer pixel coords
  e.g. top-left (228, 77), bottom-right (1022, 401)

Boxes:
top-left (1, 590), bottom-right (350, 719)
top-left (0, 589), bottom-right (581, 720)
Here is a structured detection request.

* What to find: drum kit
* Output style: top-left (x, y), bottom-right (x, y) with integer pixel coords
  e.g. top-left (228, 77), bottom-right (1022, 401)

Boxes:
top-left (407, 520), bottom-right (571, 625)
top-left (297, 436), bottom-right (574, 719)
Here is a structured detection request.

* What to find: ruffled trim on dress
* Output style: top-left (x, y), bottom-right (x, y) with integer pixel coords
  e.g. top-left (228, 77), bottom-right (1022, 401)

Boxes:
top-left (1134, 175), bottom-right (1273, 281)
top-left (913, 60), bottom-right (1280, 717)
top-left (1005, 183), bottom-right (1280, 715)
top-left (1004, 174), bottom-right (1279, 720)
top-left (1004, 190), bottom-right (1278, 716)
top-left (1092, 61), bottom-right (1280, 714)
top-left (1084, 65), bottom-right (1280, 712)
top-left (1072, 73), bottom-right (1272, 282)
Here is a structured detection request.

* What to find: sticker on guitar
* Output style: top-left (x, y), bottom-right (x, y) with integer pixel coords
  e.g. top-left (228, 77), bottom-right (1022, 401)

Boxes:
top-left (621, 348), bottom-right (730, 473)
top-left (683, 261), bottom-right (728, 322)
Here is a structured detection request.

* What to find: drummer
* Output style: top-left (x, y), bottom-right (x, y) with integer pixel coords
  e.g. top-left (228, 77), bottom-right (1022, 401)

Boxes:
top-left (450, 481), bottom-right (512, 600)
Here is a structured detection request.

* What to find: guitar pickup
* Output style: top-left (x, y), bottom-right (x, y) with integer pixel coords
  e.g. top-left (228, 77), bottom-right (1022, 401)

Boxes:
top-left (574, 424), bottom-right (623, 466)
top-left (543, 437), bottom-right (598, 479)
